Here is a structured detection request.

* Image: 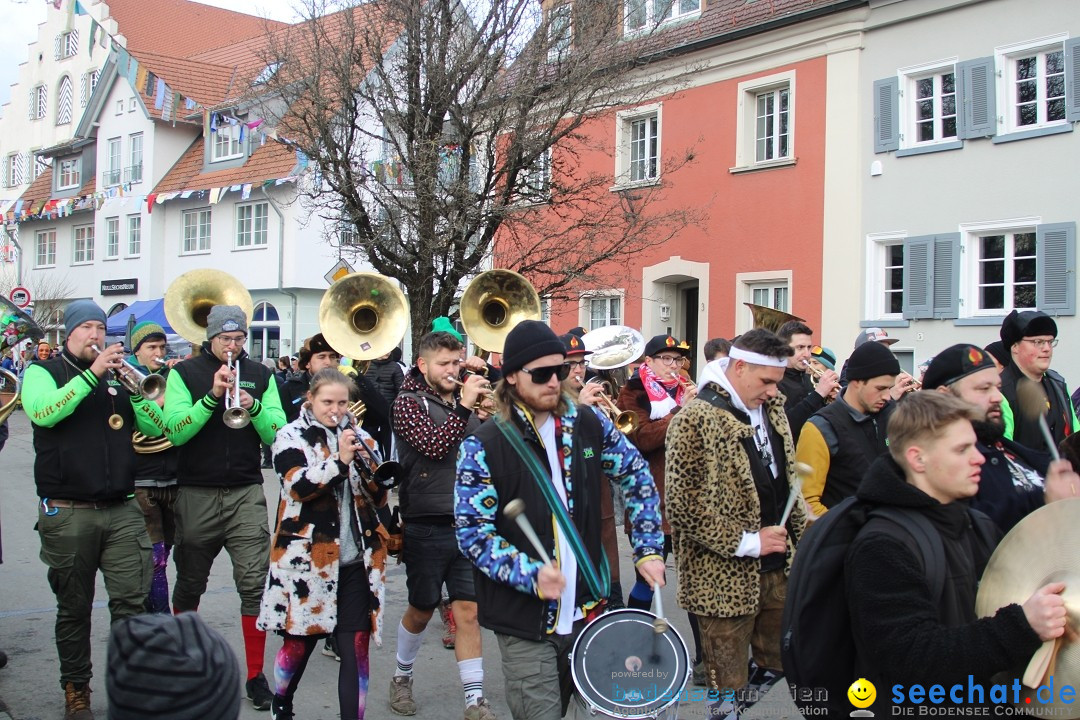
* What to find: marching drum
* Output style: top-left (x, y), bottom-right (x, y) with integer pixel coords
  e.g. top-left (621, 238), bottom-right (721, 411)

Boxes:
top-left (569, 609), bottom-right (691, 719)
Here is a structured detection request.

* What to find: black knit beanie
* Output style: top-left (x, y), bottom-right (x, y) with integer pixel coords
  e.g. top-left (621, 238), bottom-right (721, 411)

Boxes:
top-left (502, 320), bottom-right (566, 375)
top-left (846, 340), bottom-right (900, 382)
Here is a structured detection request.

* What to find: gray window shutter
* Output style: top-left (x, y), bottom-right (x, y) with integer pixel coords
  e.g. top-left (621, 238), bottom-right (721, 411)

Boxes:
top-left (932, 233), bottom-right (961, 319)
top-left (873, 77), bottom-right (900, 153)
top-left (28, 88), bottom-right (35, 121)
top-left (957, 57), bottom-right (996, 139)
top-left (1066, 38), bottom-right (1080, 123)
top-left (1036, 222), bottom-right (1076, 316)
top-left (903, 235), bottom-right (934, 319)
top-left (54, 34), bottom-right (62, 61)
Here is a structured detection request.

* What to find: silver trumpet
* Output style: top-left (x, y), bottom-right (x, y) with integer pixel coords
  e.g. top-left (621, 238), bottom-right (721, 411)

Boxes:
top-left (223, 351), bottom-right (251, 429)
top-left (91, 344), bottom-right (166, 400)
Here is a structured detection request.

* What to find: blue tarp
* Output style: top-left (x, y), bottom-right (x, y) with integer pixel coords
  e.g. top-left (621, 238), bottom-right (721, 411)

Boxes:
top-left (106, 299), bottom-right (174, 335)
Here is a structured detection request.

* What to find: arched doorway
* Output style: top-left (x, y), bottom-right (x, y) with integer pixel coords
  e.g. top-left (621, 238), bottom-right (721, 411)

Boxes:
top-left (250, 301), bottom-right (280, 361)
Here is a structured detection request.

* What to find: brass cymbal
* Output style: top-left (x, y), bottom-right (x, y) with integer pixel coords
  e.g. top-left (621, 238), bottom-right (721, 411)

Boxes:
top-left (976, 497), bottom-right (1080, 717)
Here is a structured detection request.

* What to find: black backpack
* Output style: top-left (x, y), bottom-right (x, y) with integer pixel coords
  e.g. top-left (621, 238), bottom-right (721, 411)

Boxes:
top-left (780, 496), bottom-right (995, 717)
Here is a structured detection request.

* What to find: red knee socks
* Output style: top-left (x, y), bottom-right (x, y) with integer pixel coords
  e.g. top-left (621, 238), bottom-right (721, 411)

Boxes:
top-left (241, 614), bottom-right (267, 680)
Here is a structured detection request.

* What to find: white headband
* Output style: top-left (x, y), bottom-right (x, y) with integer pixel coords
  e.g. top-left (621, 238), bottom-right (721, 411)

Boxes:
top-left (728, 347), bottom-right (789, 369)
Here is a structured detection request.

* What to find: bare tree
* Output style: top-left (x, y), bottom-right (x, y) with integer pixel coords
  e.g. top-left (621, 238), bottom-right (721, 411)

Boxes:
top-left (253, 0), bottom-right (703, 346)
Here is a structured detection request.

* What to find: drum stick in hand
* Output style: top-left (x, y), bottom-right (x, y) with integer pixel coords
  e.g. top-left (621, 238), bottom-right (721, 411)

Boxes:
top-left (503, 499), bottom-right (552, 565)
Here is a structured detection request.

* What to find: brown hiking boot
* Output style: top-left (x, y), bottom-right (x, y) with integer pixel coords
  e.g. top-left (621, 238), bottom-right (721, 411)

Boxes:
top-left (63, 682), bottom-right (94, 720)
top-left (389, 675), bottom-right (417, 715)
top-left (464, 697), bottom-right (497, 720)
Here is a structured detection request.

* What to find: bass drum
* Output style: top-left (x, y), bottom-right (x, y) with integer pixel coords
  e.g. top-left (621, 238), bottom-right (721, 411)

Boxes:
top-left (569, 609), bottom-right (690, 719)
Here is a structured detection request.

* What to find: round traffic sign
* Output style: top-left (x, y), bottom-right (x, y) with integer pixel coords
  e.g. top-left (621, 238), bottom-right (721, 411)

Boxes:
top-left (9, 287), bottom-right (30, 308)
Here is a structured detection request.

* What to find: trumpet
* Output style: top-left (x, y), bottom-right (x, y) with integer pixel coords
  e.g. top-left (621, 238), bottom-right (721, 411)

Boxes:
top-left (223, 351), bottom-right (251, 429)
top-left (586, 378), bottom-right (638, 434)
top-left (668, 371), bottom-right (697, 393)
top-left (330, 411), bottom-right (402, 490)
top-left (803, 360), bottom-right (840, 403)
top-left (449, 374), bottom-right (497, 410)
top-left (91, 344), bottom-right (167, 400)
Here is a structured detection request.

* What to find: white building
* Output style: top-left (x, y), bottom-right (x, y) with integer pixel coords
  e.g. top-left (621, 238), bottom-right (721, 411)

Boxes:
top-left (4, 1), bottom-right (384, 360)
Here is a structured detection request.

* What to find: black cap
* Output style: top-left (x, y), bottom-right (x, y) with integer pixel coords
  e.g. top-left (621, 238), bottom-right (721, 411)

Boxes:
top-left (921, 344), bottom-right (997, 390)
top-left (644, 334), bottom-right (690, 357)
top-left (846, 341), bottom-right (900, 382)
top-left (503, 321), bottom-right (566, 375)
top-left (560, 333), bottom-right (592, 357)
top-left (298, 333), bottom-right (340, 370)
top-left (565, 326), bottom-right (588, 338)
top-left (1000, 309), bottom-right (1057, 349)
top-left (984, 340), bottom-right (1009, 368)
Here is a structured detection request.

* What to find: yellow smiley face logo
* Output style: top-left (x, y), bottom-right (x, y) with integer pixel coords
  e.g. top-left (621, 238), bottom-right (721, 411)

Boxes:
top-left (848, 678), bottom-right (876, 709)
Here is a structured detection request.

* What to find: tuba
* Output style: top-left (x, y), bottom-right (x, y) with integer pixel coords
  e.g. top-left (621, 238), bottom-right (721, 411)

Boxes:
top-left (459, 269), bottom-right (542, 353)
top-left (319, 272), bottom-right (410, 362)
top-left (745, 303), bottom-right (806, 333)
top-left (164, 269), bottom-right (254, 347)
top-left (0, 296), bottom-right (45, 424)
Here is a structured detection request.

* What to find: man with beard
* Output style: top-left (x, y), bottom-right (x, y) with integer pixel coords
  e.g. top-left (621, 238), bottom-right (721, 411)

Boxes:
top-left (998, 310), bottom-right (1079, 453)
top-left (796, 341), bottom-right (900, 517)
top-left (921, 343), bottom-right (1078, 532)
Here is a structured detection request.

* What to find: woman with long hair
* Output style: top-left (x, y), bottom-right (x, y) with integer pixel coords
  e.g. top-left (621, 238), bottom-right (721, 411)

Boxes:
top-left (257, 368), bottom-right (391, 720)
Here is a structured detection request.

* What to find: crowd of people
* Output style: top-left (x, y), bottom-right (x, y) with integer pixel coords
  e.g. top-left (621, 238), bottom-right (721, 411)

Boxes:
top-left (2, 296), bottom-right (1078, 720)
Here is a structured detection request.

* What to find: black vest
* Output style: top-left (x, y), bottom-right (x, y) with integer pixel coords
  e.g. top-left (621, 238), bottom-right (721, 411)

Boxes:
top-left (1000, 363), bottom-right (1073, 454)
top-left (133, 365), bottom-right (177, 484)
top-left (32, 352), bottom-right (137, 501)
top-left (469, 408), bottom-right (608, 641)
top-left (396, 387), bottom-right (481, 521)
top-left (812, 397), bottom-right (894, 510)
top-left (171, 345), bottom-right (272, 487)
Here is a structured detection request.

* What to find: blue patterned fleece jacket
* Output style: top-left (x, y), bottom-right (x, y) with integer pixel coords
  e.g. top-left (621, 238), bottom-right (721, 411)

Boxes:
top-left (455, 401), bottom-right (663, 630)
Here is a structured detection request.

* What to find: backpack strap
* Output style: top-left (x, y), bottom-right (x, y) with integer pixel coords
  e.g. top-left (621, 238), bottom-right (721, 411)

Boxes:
top-left (863, 507), bottom-right (947, 605)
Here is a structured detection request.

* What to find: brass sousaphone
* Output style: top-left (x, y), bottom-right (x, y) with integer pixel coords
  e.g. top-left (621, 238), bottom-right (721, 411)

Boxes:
top-left (745, 303), bottom-right (806, 333)
top-left (459, 269), bottom-right (542, 354)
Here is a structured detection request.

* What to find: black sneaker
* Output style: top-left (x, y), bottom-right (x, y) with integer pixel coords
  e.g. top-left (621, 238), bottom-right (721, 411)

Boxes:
top-left (246, 672), bottom-right (273, 711)
top-left (271, 695), bottom-right (294, 720)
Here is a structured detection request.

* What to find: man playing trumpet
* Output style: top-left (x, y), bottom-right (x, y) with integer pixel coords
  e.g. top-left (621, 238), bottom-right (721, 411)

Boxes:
top-left (163, 305), bottom-right (285, 711)
top-left (776, 321), bottom-right (839, 443)
top-left (390, 330), bottom-right (493, 719)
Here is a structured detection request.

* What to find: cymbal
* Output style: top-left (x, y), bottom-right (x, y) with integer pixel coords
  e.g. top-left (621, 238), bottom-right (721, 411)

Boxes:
top-left (976, 498), bottom-right (1080, 717)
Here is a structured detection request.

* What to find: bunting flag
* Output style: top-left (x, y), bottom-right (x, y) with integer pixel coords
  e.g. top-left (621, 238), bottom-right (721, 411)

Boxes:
top-left (241, 183), bottom-right (252, 200)
top-left (135, 65), bottom-right (148, 94)
top-left (88, 20), bottom-right (98, 58)
top-left (154, 78), bottom-right (165, 110)
top-left (73, 0), bottom-right (87, 13)
top-left (208, 188), bottom-right (221, 205)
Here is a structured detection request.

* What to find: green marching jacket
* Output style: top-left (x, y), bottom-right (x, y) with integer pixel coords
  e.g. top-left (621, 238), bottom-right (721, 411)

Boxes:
top-left (163, 344), bottom-right (285, 487)
top-left (24, 351), bottom-right (165, 501)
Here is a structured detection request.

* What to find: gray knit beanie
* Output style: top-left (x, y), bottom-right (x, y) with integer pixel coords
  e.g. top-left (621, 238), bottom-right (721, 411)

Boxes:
top-left (107, 612), bottom-right (240, 720)
top-left (205, 305), bottom-right (248, 340)
top-left (64, 299), bottom-right (107, 334)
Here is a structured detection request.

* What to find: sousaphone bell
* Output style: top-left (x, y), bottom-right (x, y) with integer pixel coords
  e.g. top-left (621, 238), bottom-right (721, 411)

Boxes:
top-left (164, 269), bottom-right (254, 345)
top-left (459, 269), bottom-right (541, 353)
top-left (319, 272), bottom-right (410, 361)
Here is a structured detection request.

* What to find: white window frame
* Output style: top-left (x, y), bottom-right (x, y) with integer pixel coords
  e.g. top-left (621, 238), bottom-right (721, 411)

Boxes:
top-left (57, 157), bottom-right (80, 190)
top-left (624, 0), bottom-right (701, 35)
top-left (35, 229), bottom-right (56, 268)
top-left (72, 224), bottom-right (95, 265)
top-left (959, 217), bottom-right (1042, 318)
top-left (34, 154), bottom-right (50, 180)
top-left (59, 30), bottom-right (78, 59)
top-left (211, 123), bottom-right (244, 162)
top-left (517, 148), bottom-right (552, 204)
top-left (864, 232), bottom-right (908, 321)
top-left (4, 154), bottom-right (21, 188)
top-left (735, 270), bottom-right (793, 334)
top-left (339, 222), bottom-right (358, 247)
top-left (547, 4), bottom-right (572, 62)
top-left (105, 216), bottom-right (119, 260)
top-left (996, 35), bottom-right (1069, 136)
top-left (732, 70), bottom-right (796, 172)
top-left (127, 215), bottom-right (142, 257)
top-left (182, 208), bottom-right (212, 254)
top-left (128, 97), bottom-right (136, 113)
top-left (235, 202), bottom-right (269, 249)
top-left (898, 58), bottom-right (959, 150)
top-left (105, 137), bottom-right (121, 187)
top-left (613, 103), bottom-right (661, 188)
top-left (33, 85), bottom-right (47, 120)
top-left (128, 133), bottom-right (143, 184)
top-left (580, 291), bottom-right (625, 331)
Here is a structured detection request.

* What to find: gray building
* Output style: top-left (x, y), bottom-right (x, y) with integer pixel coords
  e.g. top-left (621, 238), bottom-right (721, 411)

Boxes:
top-left (838, 0), bottom-right (1079, 385)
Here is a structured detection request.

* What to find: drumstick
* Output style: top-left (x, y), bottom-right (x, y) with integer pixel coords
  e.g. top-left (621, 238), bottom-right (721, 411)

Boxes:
top-left (779, 462), bottom-right (811, 528)
top-left (503, 499), bottom-right (552, 565)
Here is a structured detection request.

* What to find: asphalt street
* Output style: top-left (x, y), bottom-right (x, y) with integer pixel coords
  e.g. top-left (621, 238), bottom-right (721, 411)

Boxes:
top-left (0, 409), bottom-right (801, 719)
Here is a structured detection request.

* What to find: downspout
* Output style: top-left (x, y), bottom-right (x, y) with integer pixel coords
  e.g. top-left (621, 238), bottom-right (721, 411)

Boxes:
top-left (262, 188), bottom-right (298, 354)
top-left (8, 229), bottom-right (23, 286)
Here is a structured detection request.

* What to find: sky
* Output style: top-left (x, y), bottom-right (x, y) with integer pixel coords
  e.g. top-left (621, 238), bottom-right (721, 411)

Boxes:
top-left (0, 0), bottom-right (303, 109)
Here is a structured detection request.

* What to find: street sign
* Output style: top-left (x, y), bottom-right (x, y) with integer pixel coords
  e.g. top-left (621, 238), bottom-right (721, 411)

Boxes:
top-left (9, 286), bottom-right (30, 308)
top-left (324, 259), bottom-right (354, 285)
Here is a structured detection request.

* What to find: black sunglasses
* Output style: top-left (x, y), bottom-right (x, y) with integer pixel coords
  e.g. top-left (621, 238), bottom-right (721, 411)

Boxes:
top-left (520, 363), bottom-right (571, 384)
